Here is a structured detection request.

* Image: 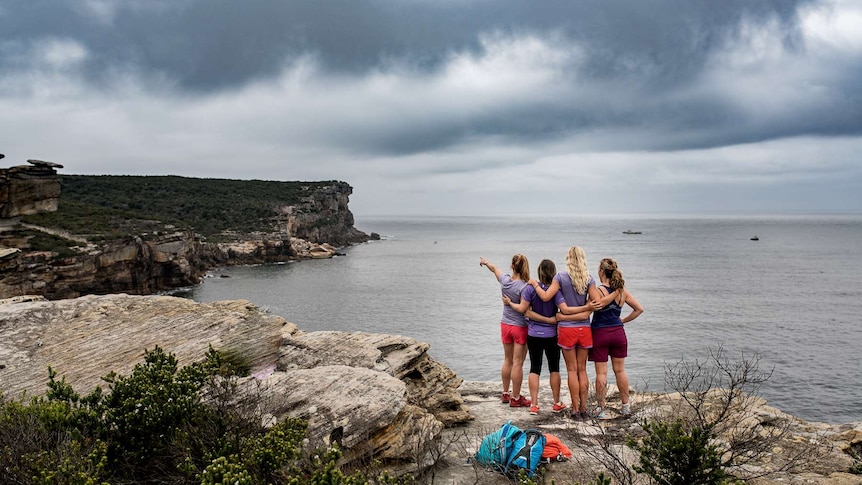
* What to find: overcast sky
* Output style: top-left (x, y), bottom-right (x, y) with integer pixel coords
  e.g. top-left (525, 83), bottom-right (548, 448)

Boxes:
top-left (1, 0), bottom-right (860, 216)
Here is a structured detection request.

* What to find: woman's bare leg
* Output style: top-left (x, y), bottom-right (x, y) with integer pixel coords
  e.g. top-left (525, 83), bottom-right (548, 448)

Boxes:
top-left (502, 342), bottom-right (514, 395)
top-left (550, 371), bottom-right (562, 404)
top-left (511, 342), bottom-right (528, 399)
top-left (576, 348), bottom-right (590, 413)
top-left (562, 348), bottom-right (579, 410)
top-left (611, 356), bottom-right (629, 404)
top-left (594, 361), bottom-right (609, 408)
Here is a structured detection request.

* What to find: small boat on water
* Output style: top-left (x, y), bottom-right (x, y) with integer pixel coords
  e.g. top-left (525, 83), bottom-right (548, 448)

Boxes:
top-left (750, 236), bottom-right (759, 241)
top-left (622, 230), bottom-right (642, 235)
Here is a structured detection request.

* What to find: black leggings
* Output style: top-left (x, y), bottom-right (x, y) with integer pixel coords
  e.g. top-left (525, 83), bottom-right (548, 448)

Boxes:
top-left (527, 335), bottom-right (561, 375)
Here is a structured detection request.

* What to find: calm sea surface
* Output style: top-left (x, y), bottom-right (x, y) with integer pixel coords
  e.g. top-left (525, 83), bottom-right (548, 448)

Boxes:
top-left (180, 214), bottom-right (862, 424)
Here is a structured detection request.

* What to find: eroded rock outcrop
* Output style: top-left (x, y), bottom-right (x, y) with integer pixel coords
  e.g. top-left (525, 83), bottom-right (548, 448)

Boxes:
top-left (0, 294), bottom-right (472, 470)
top-left (0, 230), bottom-right (207, 300)
top-left (0, 160), bottom-right (62, 218)
top-left (275, 183), bottom-right (369, 246)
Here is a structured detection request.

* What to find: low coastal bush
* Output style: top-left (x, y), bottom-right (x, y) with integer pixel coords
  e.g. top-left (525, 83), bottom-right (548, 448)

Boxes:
top-left (629, 419), bottom-right (728, 485)
top-left (0, 346), bottom-right (413, 485)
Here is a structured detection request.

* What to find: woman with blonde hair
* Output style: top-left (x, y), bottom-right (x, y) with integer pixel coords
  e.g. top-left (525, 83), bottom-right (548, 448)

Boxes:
top-left (530, 246), bottom-right (612, 418)
top-left (480, 254), bottom-right (532, 408)
top-left (590, 258), bottom-right (643, 418)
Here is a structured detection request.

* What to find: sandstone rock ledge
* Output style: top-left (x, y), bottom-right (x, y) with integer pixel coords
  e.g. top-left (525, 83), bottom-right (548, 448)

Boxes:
top-left (1, 294), bottom-right (860, 484)
top-left (0, 294), bottom-right (471, 472)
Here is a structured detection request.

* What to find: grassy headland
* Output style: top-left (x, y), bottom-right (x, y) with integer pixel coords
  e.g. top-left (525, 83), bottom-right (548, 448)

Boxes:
top-left (22, 175), bottom-right (340, 241)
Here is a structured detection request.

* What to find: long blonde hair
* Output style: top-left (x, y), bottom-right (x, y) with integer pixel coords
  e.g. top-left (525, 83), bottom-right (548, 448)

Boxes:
top-left (566, 246), bottom-right (590, 294)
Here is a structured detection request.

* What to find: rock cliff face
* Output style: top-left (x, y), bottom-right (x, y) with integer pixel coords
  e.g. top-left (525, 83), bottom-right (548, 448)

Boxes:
top-left (0, 160), bottom-right (63, 218)
top-left (274, 182), bottom-right (370, 246)
top-left (0, 230), bottom-right (206, 299)
top-left (0, 169), bottom-right (375, 299)
top-left (0, 294), bottom-right (471, 470)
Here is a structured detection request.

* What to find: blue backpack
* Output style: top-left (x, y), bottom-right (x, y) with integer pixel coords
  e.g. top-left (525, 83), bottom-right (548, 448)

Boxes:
top-left (474, 420), bottom-right (521, 472)
top-left (505, 428), bottom-right (546, 478)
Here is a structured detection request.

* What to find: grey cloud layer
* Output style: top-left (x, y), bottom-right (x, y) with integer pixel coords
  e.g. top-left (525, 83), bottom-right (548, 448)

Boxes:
top-left (5, 0), bottom-right (854, 156)
top-left (1, 0), bottom-right (860, 214)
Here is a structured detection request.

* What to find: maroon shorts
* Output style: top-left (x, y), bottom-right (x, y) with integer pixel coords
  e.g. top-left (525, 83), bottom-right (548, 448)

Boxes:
top-left (501, 323), bottom-right (528, 345)
top-left (589, 325), bottom-right (628, 362)
top-left (557, 326), bottom-right (592, 350)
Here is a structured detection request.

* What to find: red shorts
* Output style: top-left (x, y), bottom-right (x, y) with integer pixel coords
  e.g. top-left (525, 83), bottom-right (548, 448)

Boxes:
top-left (501, 323), bottom-right (528, 345)
top-left (557, 326), bottom-right (592, 350)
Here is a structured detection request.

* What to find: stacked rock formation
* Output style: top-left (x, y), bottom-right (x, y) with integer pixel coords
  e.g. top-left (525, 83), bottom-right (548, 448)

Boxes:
top-left (0, 159), bottom-right (63, 218)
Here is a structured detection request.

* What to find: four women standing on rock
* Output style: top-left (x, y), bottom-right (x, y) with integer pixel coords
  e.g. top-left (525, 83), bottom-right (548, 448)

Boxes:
top-left (481, 247), bottom-right (643, 419)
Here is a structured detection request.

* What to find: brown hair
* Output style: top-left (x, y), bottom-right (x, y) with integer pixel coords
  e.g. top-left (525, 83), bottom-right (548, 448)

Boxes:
top-left (511, 254), bottom-right (530, 281)
top-left (537, 259), bottom-right (556, 286)
top-left (599, 258), bottom-right (625, 292)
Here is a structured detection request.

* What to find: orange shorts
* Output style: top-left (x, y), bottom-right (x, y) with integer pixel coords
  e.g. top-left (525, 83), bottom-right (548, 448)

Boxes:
top-left (501, 323), bottom-right (528, 345)
top-left (557, 326), bottom-right (592, 350)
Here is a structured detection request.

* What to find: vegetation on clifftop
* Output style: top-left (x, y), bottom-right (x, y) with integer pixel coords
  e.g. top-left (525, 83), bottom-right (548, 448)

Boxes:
top-left (22, 175), bottom-right (344, 240)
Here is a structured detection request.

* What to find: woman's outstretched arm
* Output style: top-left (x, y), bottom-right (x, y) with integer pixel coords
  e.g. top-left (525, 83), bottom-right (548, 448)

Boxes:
top-left (479, 257), bottom-right (503, 280)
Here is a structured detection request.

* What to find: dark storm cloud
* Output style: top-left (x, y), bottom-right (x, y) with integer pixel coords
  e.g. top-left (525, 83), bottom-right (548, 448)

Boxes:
top-left (0, 0), bottom-right (809, 88)
top-left (5, 0), bottom-right (854, 155)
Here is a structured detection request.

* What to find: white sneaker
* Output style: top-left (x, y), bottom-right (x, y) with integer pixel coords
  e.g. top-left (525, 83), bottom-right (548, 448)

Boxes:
top-left (621, 403), bottom-right (632, 417)
top-left (593, 406), bottom-right (606, 419)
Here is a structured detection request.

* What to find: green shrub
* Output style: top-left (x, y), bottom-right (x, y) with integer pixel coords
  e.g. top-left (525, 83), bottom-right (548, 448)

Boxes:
top-left (629, 419), bottom-right (729, 485)
top-left (0, 393), bottom-right (108, 484)
top-left (1, 346), bottom-right (413, 484)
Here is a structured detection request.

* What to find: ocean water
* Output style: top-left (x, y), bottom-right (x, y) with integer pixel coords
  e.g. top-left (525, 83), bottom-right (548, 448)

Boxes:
top-left (181, 214), bottom-right (862, 424)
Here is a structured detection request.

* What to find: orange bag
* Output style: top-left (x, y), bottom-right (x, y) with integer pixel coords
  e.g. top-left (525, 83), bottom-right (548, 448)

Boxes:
top-left (541, 432), bottom-right (572, 461)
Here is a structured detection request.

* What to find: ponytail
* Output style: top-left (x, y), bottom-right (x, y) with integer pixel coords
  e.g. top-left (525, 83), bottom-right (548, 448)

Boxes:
top-left (600, 258), bottom-right (625, 292)
top-left (511, 254), bottom-right (530, 281)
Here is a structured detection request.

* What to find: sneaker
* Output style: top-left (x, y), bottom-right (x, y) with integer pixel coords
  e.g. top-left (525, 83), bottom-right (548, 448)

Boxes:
top-left (621, 403), bottom-right (632, 417)
top-left (529, 405), bottom-right (539, 415)
top-left (552, 402), bottom-right (567, 413)
top-left (593, 406), bottom-right (606, 420)
top-left (501, 392), bottom-right (511, 404)
top-left (570, 410), bottom-right (588, 420)
top-left (509, 395), bottom-right (532, 408)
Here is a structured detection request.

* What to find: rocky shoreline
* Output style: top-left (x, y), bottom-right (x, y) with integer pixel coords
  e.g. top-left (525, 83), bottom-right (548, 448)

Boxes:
top-left (1, 294), bottom-right (860, 484)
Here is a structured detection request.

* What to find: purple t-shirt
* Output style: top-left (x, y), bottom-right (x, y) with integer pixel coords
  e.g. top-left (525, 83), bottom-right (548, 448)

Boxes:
top-left (524, 284), bottom-right (557, 338)
top-left (499, 274), bottom-right (528, 327)
top-left (553, 272), bottom-right (595, 328)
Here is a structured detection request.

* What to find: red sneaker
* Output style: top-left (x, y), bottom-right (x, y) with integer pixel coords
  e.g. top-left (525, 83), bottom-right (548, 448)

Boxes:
top-left (529, 405), bottom-right (539, 415)
top-left (552, 402), bottom-right (567, 413)
top-left (501, 392), bottom-right (511, 404)
top-left (509, 395), bottom-right (532, 408)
